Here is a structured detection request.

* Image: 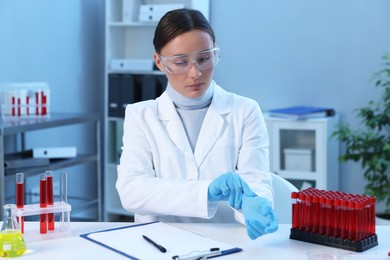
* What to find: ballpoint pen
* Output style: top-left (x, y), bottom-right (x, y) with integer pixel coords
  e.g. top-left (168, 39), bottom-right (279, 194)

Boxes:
top-left (171, 248), bottom-right (221, 260)
top-left (142, 235), bottom-right (167, 253)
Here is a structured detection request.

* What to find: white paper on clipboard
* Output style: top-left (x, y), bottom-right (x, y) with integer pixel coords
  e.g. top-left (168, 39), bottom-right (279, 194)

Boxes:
top-left (80, 222), bottom-right (242, 260)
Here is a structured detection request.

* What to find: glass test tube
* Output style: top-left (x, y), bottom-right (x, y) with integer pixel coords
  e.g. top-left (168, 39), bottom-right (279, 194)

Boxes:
top-left (305, 195), bottom-right (312, 232)
top-left (46, 171), bottom-right (55, 230)
top-left (324, 197), bottom-right (332, 236)
top-left (370, 197), bottom-right (376, 236)
top-left (298, 193), bottom-right (306, 231)
top-left (15, 173), bottom-right (24, 233)
top-left (355, 200), bottom-right (363, 241)
top-left (60, 172), bottom-right (69, 226)
top-left (333, 198), bottom-right (340, 238)
top-left (40, 172), bottom-right (47, 234)
top-left (318, 196), bottom-right (326, 235)
top-left (347, 200), bottom-right (355, 240)
top-left (291, 192), bottom-right (299, 229)
top-left (311, 195), bottom-right (319, 233)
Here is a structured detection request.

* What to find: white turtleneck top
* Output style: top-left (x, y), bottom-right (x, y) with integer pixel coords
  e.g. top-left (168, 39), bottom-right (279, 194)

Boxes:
top-left (166, 83), bottom-right (214, 152)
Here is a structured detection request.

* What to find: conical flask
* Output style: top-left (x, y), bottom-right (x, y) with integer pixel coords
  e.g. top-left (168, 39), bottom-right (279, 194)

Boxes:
top-left (0, 204), bottom-right (26, 257)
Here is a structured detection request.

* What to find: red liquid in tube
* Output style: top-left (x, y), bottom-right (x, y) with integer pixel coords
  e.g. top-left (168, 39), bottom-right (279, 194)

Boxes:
top-left (47, 172), bottom-right (54, 230)
top-left (16, 173), bottom-right (24, 233)
top-left (40, 173), bottom-right (47, 234)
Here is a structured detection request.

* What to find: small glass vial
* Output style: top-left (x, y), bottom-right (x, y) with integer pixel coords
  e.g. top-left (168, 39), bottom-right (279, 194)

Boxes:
top-left (0, 204), bottom-right (26, 257)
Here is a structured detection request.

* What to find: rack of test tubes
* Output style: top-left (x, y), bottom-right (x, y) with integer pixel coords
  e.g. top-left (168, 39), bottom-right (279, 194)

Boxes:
top-left (14, 171), bottom-right (71, 242)
top-left (0, 82), bottom-right (50, 119)
top-left (290, 188), bottom-right (378, 252)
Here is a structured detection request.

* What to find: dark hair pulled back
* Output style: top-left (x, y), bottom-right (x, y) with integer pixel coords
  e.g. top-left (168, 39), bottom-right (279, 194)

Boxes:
top-left (153, 8), bottom-right (216, 54)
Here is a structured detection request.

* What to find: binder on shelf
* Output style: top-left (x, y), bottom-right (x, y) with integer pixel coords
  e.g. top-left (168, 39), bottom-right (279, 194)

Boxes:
top-left (139, 4), bottom-right (185, 22)
top-left (32, 147), bottom-right (77, 159)
top-left (80, 221), bottom-right (242, 259)
top-left (122, 0), bottom-right (139, 23)
top-left (120, 74), bottom-right (137, 117)
top-left (109, 73), bottom-right (166, 118)
top-left (141, 75), bottom-right (158, 100)
top-left (108, 74), bottom-right (121, 117)
top-left (141, 74), bottom-right (166, 101)
top-left (268, 106), bottom-right (335, 120)
top-left (110, 59), bottom-right (154, 72)
top-left (4, 150), bottom-right (49, 169)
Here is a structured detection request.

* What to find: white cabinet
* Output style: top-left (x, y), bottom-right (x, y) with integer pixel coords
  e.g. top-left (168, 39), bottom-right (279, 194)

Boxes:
top-left (104, 0), bottom-right (210, 221)
top-left (264, 114), bottom-right (339, 191)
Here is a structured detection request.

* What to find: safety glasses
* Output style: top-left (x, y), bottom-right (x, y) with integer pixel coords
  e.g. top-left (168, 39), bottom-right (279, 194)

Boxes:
top-left (157, 47), bottom-right (220, 75)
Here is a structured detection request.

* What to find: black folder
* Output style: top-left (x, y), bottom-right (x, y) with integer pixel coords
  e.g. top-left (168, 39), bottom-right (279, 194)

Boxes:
top-left (108, 74), bottom-right (121, 117)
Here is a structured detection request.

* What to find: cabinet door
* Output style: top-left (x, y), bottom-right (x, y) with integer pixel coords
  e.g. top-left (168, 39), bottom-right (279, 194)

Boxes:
top-left (269, 120), bottom-right (326, 189)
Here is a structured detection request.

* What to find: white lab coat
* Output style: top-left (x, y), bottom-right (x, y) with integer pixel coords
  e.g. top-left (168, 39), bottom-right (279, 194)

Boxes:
top-left (116, 81), bottom-right (274, 223)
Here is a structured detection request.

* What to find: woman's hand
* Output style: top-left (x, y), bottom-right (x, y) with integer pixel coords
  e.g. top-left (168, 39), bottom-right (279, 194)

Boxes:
top-left (208, 172), bottom-right (256, 209)
top-left (242, 195), bottom-right (278, 239)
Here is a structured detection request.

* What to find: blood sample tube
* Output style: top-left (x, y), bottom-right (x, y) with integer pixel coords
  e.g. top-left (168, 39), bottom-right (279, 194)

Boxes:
top-left (339, 199), bottom-right (347, 239)
top-left (370, 196), bottom-right (376, 235)
top-left (355, 199), bottom-right (363, 241)
top-left (298, 193), bottom-right (306, 231)
top-left (305, 195), bottom-right (312, 232)
top-left (41, 91), bottom-right (47, 116)
top-left (333, 198), bottom-right (340, 238)
top-left (17, 97), bottom-right (21, 116)
top-left (291, 192), bottom-right (299, 229)
top-left (325, 197), bottom-right (332, 236)
top-left (347, 200), bottom-right (355, 240)
top-left (46, 171), bottom-right (54, 230)
top-left (319, 196), bottom-right (326, 235)
top-left (311, 195), bottom-right (319, 233)
top-left (35, 91), bottom-right (39, 115)
top-left (363, 197), bottom-right (370, 239)
top-left (16, 173), bottom-right (24, 233)
top-left (40, 172), bottom-right (47, 234)
top-left (12, 96), bottom-right (15, 116)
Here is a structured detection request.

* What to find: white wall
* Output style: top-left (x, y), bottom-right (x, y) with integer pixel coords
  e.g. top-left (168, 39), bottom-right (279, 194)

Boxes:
top-left (0, 0), bottom-right (104, 114)
top-left (1, 0), bottom-right (389, 211)
top-left (0, 0), bottom-right (105, 219)
top-left (210, 0), bottom-right (390, 196)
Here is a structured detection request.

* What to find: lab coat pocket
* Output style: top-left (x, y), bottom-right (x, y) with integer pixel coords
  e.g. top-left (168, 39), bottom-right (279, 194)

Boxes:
top-left (206, 138), bottom-right (240, 173)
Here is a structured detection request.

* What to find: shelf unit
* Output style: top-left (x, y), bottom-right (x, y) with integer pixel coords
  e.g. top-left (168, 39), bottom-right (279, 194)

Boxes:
top-left (0, 113), bottom-right (101, 221)
top-left (104, 0), bottom-right (210, 221)
top-left (264, 114), bottom-right (339, 191)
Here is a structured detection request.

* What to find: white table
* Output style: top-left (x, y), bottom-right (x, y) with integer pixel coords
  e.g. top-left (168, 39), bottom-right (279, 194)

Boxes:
top-left (15, 223), bottom-right (390, 259)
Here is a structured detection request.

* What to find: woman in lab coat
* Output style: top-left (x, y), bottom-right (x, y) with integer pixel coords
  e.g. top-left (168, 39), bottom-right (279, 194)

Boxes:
top-left (116, 8), bottom-right (278, 239)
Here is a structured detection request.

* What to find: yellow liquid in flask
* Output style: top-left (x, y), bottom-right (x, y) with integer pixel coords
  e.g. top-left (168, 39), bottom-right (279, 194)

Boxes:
top-left (0, 230), bottom-right (26, 257)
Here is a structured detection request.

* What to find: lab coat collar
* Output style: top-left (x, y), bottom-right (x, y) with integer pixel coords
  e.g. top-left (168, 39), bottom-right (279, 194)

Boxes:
top-left (156, 81), bottom-right (232, 168)
top-left (157, 81), bottom-right (232, 119)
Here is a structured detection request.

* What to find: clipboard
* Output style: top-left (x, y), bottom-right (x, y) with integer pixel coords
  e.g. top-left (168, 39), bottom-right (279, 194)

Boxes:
top-left (80, 222), bottom-right (242, 260)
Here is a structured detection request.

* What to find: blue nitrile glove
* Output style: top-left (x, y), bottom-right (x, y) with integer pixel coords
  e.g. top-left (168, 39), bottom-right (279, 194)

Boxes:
top-left (242, 194), bottom-right (278, 239)
top-left (208, 172), bottom-right (256, 209)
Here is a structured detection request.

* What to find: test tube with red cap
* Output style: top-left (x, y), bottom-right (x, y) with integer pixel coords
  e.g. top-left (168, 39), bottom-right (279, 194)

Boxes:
top-left (40, 172), bottom-right (47, 234)
top-left (46, 170), bottom-right (55, 230)
top-left (15, 172), bottom-right (24, 233)
top-left (298, 193), bottom-right (306, 231)
top-left (304, 194), bottom-right (312, 232)
top-left (290, 188), bottom-right (378, 252)
top-left (291, 192), bottom-right (299, 229)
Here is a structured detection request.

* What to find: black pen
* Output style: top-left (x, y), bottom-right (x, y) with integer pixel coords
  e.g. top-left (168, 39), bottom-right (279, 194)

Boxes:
top-left (142, 235), bottom-right (167, 253)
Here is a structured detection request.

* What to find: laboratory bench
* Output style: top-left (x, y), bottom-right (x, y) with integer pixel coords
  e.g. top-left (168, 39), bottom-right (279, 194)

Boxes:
top-left (14, 222), bottom-right (390, 259)
top-left (0, 112), bottom-right (102, 221)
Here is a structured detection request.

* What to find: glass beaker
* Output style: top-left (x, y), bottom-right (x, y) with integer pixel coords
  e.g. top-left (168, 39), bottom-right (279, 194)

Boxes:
top-left (0, 204), bottom-right (26, 257)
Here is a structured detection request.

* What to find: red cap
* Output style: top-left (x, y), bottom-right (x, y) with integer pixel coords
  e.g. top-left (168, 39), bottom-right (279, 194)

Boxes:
top-left (291, 192), bottom-right (298, 199)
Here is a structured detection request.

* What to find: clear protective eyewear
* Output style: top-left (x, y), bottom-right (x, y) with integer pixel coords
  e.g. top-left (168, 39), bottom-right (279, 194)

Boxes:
top-left (158, 47), bottom-right (220, 75)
